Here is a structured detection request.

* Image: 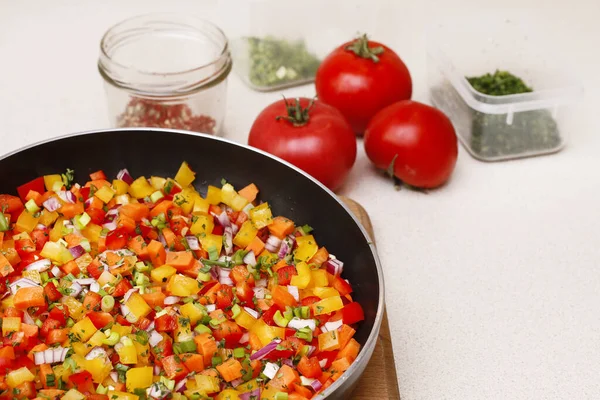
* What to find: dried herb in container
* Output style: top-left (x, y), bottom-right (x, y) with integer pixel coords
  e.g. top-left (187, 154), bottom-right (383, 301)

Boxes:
top-left (465, 70), bottom-right (562, 159)
top-left (245, 36), bottom-right (321, 89)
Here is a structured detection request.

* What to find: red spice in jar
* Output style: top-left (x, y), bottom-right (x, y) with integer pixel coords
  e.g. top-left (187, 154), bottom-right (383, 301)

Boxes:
top-left (117, 97), bottom-right (216, 134)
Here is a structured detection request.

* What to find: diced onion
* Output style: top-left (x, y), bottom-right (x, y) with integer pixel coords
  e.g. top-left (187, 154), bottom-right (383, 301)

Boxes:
top-left (9, 278), bottom-right (40, 295)
top-left (287, 318), bottom-right (316, 331)
top-left (252, 287), bottom-right (266, 299)
top-left (322, 319), bottom-right (343, 332)
top-left (239, 332), bottom-right (249, 344)
top-left (213, 211), bottom-right (231, 228)
top-left (69, 282), bottom-right (83, 297)
top-left (205, 304), bottom-right (216, 312)
top-left (34, 347), bottom-right (68, 365)
top-left (69, 245), bottom-right (86, 259)
top-left (300, 376), bottom-right (315, 386)
top-left (164, 296), bottom-right (180, 305)
top-left (23, 311), bottom-right (35, 325)
top-left (244, 307), bottom-right (259, 319)
top-left (281, 359), bottom-right (294, 368)
top-left (287, 285), bottom-right (299, 302)
top-left (239, 388), bottom-right (261, 400)
top-left (223, 227), bottom-right (233, 255)
top-left (57, 191), bottom-right (75, 204)
top-left (255, 278), bottom-right (267, 288)
top-left (89, 282), bottom-right (100, 293)
top-left (231, 378), bottom-right (244, 388)
top-left (325, 257), bottom-right (344, 277)
top-left (117, 168), bottom-right (134, 184)
top-left (185, 236), bottom-right (200, 250)
top-left (265, 235), bottom-right (282, 253)
top-left (175, 378), bottom-right (187, 392)
top-left (310, 378), bottom-right (323, 392)
top-left (51, 266), bottom-right (63, 278)
top-left (250, 339), bottom-right (281, 361)
top-left (43, 197), bottom-right (61, 212)
top-left (85, 347), bottom-right (108, 360)
top-left (148, 330), bottom-right (164, 347)
top-left (24, 259), bottom-right (51, 272)
top-left (262, 362), bottom-right (280, 380)
top-left (243, 251), bottom-right (257, 267)
top-left (319, 359), bottom-right (327, 368)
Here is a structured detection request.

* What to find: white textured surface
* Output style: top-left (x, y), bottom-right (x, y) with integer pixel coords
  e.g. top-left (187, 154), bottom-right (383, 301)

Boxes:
top-left (1, 1), bottom-right (599, 399)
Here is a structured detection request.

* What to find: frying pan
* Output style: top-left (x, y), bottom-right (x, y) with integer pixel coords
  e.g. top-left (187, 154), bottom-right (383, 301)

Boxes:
top-left (0, 129), bottom-right (384, 399)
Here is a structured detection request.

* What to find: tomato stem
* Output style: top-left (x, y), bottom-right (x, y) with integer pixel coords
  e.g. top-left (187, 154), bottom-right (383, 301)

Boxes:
top-left (345, 34), bottom-right (384, 63)
top-left (275, 97), bottom-right (315, 127)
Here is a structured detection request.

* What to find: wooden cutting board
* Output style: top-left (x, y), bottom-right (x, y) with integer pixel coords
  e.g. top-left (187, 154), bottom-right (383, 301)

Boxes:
top-left (340, 196), bottom-right (401, 400)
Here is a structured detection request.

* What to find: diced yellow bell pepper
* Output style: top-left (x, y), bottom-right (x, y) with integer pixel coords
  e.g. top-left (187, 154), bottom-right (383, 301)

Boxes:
top-left (71, 341), bottom-right (92, 357)
top-left (260, 386), bottom-right (282, 400)
top-left (115, 194), bottom-right (131, 205)
top-left (97, 270), bottom-right (117, 287)
top-left (290, 262), bottom-right (311, 289)
top-left (180, 302), bottom-right (207, 325)
top-left (53, 364), bottom-right (72, 385)
top-left (216, 389), bottom-right (241, 400)
top-left (126, 366), bottom-right (153, 392)
top-left (71, 316), bottom-right (98, 342)
top-left (233, 221), bottom-right (258, 248)
top-left (249, 203), bottom-right (273, 229)
top-left (192, 194), bottom-right (210, 214)
top-left (174, 317), bottom-right (193, 342)
top-left (236, 378), bottom-right (260, 393)
top-left (2, 316), bottom-right (21, 336)
top-left (62, 389), bottom-right (86, 400)
top-left (21, 270), bottom-right (41, 284)
top-left (1, 295), bottom-right (14, 310)
top-left (125, 293), bottom-right (152, 320)
top-left (190, 214), bottom-right (214, 236)
top-left (81, 223), bottom-right (102, 243)
top-left (87, 330), bottom-right (107, 347)
top-left (173, 188), bottom-right (195, 214)
top-left (150, 176), bottom-right (166, 190)
top-left (39, 209), bottom-right (59, 227)
top-left (308, 269), bottom-right (328, 289)
top-left (107, 391), bottom-right (139, 400)
top-left (6, 367), bottom-right (35, 388)
top-left (128, 177), bottom-right (154, 199)
top-left (40, 241), bottom-right (73, 265)
top-left (258, 250), bottom-right (278, 267)
top-left (61, 296), bottom-right (85, 320)
top-left (294, 235), bottom-right (318, 262)
top-left (234, 308), bottom-right (257, 330)
top-left (167, 274), bottom-right (200, 297)
top-left (313, 287), bottom-right (340, 299)
top-left (205, 185), bottom-right (222, 205)
top-left (85, 357), bottom-right (115, 383)
top-left (151, 264), bottom-right (177, 284)
top-left (49, 216), bottom-right (65, 242)
top-left (194, 375), bottom-right (220, 394)
top-left (75, 253), bottom-right (93, 272)
top-left (116, 337), bottom-right (138, 364)
top-left (250, 319), bottom-right (285, 347)
top-left (44, 174), bottom-right (63, 191)
top-left (318, 329), bottom-right (341, 352)
top-left (112, 179), bottom-right (130, 196)
top-left (16, 210), bottom-right (40, 233)
top-left (313, 296), bottom-right (344, 315)
top-left (175, 161), bottom-right (196, 187)
top-left (221, 184), bottom-right (249, 212)
top-left (111, 324), bottom-right (132, 338)
top-left (131, 334), bottom-right (150, 364)
top-left (199, 233), bottom-right (223, 256)
top-left (94, 185), bottom-right (116, 204)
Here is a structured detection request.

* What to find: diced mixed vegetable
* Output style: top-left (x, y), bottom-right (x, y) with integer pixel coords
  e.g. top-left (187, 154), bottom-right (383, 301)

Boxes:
top-left (0, 162), bottom-right (365, 400)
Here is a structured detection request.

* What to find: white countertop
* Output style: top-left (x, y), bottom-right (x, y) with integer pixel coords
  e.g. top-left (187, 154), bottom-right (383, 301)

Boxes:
top-left (1, 1), bottom-right (599, 399)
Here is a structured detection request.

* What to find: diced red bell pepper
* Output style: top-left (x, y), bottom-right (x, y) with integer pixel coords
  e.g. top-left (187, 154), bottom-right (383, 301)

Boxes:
top-left (86, 208), bottom-right (106, 225)
top-left (112, 279), bottom-right (133, 298)
top-left (44, 282), bottom-right (63, 302)
top-left (151, 335), bottom-right (173, 361)
top-left (87, 312), bottom-right (115, 329)
top-left (115, 315), bottom-right (132, 326)
top-left (276, 265), bottom-right (297, 286)
top-left (48, 305), bottom-right (69, 325)
top-left (332, 277), bottom-right (353, 296)
top-left (212, 224), bottom-right (224, 236)
top-left (83, 291), bottom-right (102, 312)
top-left (212, 320), bottom-right (243, 348)
top-left (106, 227), bottom-right (129, 250)
top-left (40, 318), bottom-right (62, 337)
top-left (80, 186), bottom-right (91, 201)
top-left (86, 260), bottom-right (103, 280)
top-left (216, 285), bottom-right (234, 310)
top-left (0, 195), bottom-right (24, 221)
top-left (69, 371), bottom-right (95, 394)
top-left (235, 282), bottom-right (254, 306)
top-left (17, 177), bottom-right (45, 203)
top-left (155, 314), bottom-right (177, 332)
top-left (262, 305), bottom-right (282, 327)
top-left (342, 302), bottom-right (364, 325)
top-left (30, 230), bottom-right (49, 251)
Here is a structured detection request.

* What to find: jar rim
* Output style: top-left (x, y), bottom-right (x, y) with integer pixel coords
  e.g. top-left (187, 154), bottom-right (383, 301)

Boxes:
top-left (99, 13), bottom-right (231, 96)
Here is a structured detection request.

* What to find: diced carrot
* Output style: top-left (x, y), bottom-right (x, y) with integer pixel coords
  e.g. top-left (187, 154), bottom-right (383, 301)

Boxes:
top-left (238, 183), bottom-right (259, 202)
top-left (245, 236), bottom-right (265, 256)
top-left (116, 214), bottom-right (136, 233)
top-left (148, 240), bottom-right (166, 266)
top-left (181, 260), bottom-right (203, 278)
top-left (268, 216), bottom-right (295, 239)
top-left (271, 285), bottom-right (297, 308)
top-left (309, 247), bottom-right (329, 266)
top-left (25, 190), bottom-right (43, 206)
top-left (0, 253), bottom-right (14, 277)
top-left (0, 346), bottom-right (15, 360)
top-left (0, 232), bottom-right (4, 248)
top-left (165, 251), bottom-right (194, 271)
top-left (150, 200), bottom-right (174, 218)
top-left (61, 260), bottom-right (81, 276)
top-left (87, 197), bottom-right (104, 210)
top-left (336, 338), bottom-right (360, 361)
top-left (289, 393), bottom-right (310, 400)
top-left (268, 364), bottom-right (300, 392)
top-left (46, 328), bottom-right (69, 345)
top-left (21, 323), bottom-right (39, 338)
top-left (256, 298), bottom-right (273, 311)
top-left (181, 353), bottom-right (205, 373)
top-left (89, 170), bottom-right (107, 181)
top-left (291, 384), bottom-right (313, 399)
top-left (318, 371), bottom-right (332, 385)
top-left (209, 309), bottom-right (227, 321)
top-left (85, 179), bottom-right (111, 189)
top-left (330, 357), bottom-right (352, 381)
top-left (15, 382), bottom-right (35, 398)
top-left (337, 324), bottom-right (356, 350)
top-left (64, 233), bottom-right (83, 248)
top-left (216, 357), bottom-right (243, 382)
top-left (161, 228), bottom-right (176, 249)
top-left (248, 333), bottom-right (262, 352)
top-left (39, 363), bottom-right (55, 388)
top-left (59, 202), bottom-right (84, 219)
top-left (120, 203), bottom-right (150, 222)
top-left (272, 259), bottom-right (288, 272)
top-left (97, 236), bottom-right (107, 253)
top-left (141, 290), bottom-right (166, 308)
top-left (194, 333), bottom-right (218, 366)
top-left (127, 235), bottom-right (149, 260)
top-left (13, 286), bottom-right (45, 310)
top-left (162, 354), bottom-right (189, 380)
top-left (38, 389), bottom-right (66, 398)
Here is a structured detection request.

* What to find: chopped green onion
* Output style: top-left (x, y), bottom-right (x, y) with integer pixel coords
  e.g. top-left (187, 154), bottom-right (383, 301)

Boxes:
top-left (283, 307), bottom-right (294, 322)
top-left (150, 190), bottom-right (165, 203)
top-left (101, 295), bottom-right (115, 312)
top-left (232, 249), bottom-right (249, 265)
top-left (298, 345), bottom-right (311, 357)
top-left (73, 212), bottom-right (91, 230)
top-left (231, 304), bottom-right (241, 319)
top-left (275, 392), bottom-right (289, 400)
top-left (300, 224), bottom-right (313, 234)
top-left (25, 199), bottom-right (40, 214)
top-left (40, 271), bottom-right (49, 283)
top-left (207, 246), bottom-right (219, 261)
top-left (212, 356), bottom-right (222, 367)
top-left (96, 383), bottom-right (108, 394)
top-left (134, 261), bottom-right (149, 272)
top-left (35, 319), bottom-right (43, 328)
top-left (66, 318), bottom-right (75, 328)
top-left (102, 331), bottom-right (120, 346)
top-left (160, 376), bottom-right (175, 391)
top-left (300, 306), bottom-right (310, 319)
top-left (274, 310), bottom-right (289, 328)
top-left (197, 271), bottom-right (211, 282)
top-left (194, 324), bottom-right (211, 335)
top-left (79, 239), bottom-right (91, 252)
top-left (0, 213), bottom-right (8, 232)
top-left (295, 327), bottom-right (313, 342)
top-left (209, 318), bottom-right (224, 328)
top-left (233, 347), bottom-right (246, 359)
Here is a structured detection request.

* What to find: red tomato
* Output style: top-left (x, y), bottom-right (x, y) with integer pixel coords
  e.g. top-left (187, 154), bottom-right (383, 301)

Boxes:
top-left (86, 260), bottom-right (103, 280)
top-left (83, 292), bottom-right (103, 312)
top-left (44, 282), bottom-right (63, 302)
top-left (87, 312), bottom-right (114, 329)
top-left (18, 252), bottom-right (42, 268)
top-left (216, 285), bottom-right (234, 310)
top-left (30, 230), bottom-right (48, 251)
top-left (248, 98), bottom-right (356, 191)
top-left (105, 227), bottom-right (129, 250)
top-left (155, 314), bottom-right (178, 332)
top-left (40, 318), bottom-right (62, 337)
top-left (315, 35), bottom-right (412, 135)
top-left (235, 282), bottom-right (254, 305)
top-left (212, 320), bottom-right (243, 348)
top-left (0, 194), bottom-right (24, 220)
top-left (364, 100), bottom-right (458, 189)
top-left (112, 279), bottom-right (133, 297)
top-left (230, 265), bottom-right (254, 286)
top-left (86, 208), bottom-right (106, 225)
top-left (276, 265), bottom-right (297, 286)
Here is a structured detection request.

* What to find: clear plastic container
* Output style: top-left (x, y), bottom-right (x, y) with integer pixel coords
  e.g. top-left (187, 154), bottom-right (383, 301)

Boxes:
top-left (98, 14), bottom-right (232, 135)
top-left (226, 0), bottom-right (379, 91)
top-left (427, 18), bottom-right (583, 161)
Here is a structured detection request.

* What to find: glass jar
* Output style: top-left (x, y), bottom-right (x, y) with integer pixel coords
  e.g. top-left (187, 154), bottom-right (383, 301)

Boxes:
top-left (98, 14), bottom-right (232, 135)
